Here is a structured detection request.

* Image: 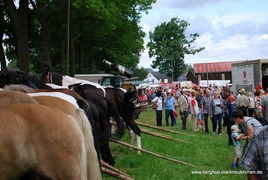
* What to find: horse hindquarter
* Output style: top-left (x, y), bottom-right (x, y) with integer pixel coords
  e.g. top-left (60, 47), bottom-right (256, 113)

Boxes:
top-left (0, 104), bottom-right (88, 180)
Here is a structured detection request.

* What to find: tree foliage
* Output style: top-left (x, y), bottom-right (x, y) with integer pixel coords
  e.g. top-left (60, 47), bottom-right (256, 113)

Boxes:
top-left (1, 0), bottom-right (156, 78)
top-left (147, 17), bottom-right (204, 81)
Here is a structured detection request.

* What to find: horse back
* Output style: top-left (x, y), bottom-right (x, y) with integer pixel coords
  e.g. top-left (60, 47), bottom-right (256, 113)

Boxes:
top-left (0, 103), bottom-right (86, 179)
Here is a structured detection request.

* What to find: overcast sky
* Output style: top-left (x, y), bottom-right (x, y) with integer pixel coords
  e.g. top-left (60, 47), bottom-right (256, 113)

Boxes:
top-left (138, 0), bottom-right (268, 68)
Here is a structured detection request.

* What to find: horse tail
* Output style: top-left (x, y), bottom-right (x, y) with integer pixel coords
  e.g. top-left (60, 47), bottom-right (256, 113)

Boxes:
top-left (76, 99), bottom-right (100, 158)
top-left (104, 97), bottom-right (125, 139)
top-left (67, 115), bottom-right (88, 180)
top-left (75, 109), bottom-right (102, 179)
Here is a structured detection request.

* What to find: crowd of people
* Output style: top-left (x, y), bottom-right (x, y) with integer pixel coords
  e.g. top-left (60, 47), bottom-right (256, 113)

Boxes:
top-left (138, 81), bottom-right (268, 179)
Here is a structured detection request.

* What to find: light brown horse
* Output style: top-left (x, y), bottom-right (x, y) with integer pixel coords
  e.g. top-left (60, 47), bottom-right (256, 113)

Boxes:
top-left (0, 103), bottom-right (96, 179)
top-left (32, 95), bottom-right (102, 179)
top-left (0, 91), bottom-right (102, 179)
top-left (0, 90), bottom-right (39, 105)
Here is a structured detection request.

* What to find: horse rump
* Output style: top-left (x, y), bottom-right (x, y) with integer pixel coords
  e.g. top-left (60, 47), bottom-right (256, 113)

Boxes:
top-left (0, 103), bottom-right (101, 180)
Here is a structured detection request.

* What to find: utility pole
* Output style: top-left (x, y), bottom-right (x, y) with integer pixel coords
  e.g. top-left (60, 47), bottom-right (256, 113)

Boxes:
top-left (206, 63), bottom-right (209, 87)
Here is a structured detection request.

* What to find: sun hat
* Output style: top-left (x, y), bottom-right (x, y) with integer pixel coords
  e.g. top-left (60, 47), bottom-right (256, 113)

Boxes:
top-left (239, 88), bottom-right (246, 94)
top-left (231, 125), bottom-right (239, 133)
top-left (182, 88), bottom-right (188, 92)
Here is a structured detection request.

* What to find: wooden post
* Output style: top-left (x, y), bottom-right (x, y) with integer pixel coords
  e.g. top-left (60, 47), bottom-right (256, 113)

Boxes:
top-left (110, 138), bottom-right (198, 168)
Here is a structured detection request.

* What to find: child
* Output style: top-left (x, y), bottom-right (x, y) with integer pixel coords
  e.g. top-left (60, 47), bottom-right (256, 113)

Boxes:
top-left (231, 125), bottom-right (243, 168)
top-left (255, 109), bottom-right (266, 126)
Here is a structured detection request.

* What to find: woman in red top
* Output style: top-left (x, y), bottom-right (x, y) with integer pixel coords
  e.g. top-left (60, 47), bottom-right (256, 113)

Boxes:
top-left (190, 90), bottom-right (199, 132)
top-left (255, 81), bottom-right (263, 92)
top-left (139, 91), bottom-right (148, 105)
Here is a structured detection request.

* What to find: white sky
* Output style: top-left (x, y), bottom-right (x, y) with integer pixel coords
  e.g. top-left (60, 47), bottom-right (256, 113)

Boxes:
top-left (138, 0), bottom-right (268, 68)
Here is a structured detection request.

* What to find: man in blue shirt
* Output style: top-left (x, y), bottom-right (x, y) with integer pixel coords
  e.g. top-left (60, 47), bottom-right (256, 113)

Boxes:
top-left (164, 92), bottom-right (176, 126)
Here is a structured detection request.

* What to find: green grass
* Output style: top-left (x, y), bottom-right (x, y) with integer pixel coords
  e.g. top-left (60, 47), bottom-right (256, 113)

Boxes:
top-left (103, 109), bottom-right (246, 180)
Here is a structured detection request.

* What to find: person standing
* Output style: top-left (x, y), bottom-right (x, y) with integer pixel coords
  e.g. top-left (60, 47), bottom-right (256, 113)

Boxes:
top-left (211, 91), bottom-right (224, 135)
top-left (247, 92), bottom-right (255, 117)
top-left (164, 92), bottom-right (176, 126)
top-left (196, 88), bottom-right (205, 130)
top-left (152, 91), bottom-right (163, 126)
top-left (178, 88), bottom-right (190, 130)
top-left (236, 88), bottom-right (249, 116)
top-left (261, 91), bottom-right (268, 124)
top-left (223, 87), bottom-right (237, 145)
top-left (201, 89), bottom-right (212, 133)
top-left (190, 90), bottom-right (199, 132)
top-left (255, 81), bottom-right (263, 92)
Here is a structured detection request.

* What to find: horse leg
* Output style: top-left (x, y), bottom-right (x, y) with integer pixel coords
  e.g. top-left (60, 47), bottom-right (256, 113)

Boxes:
top-left (129, 131), bottom-right (142, 154)
top-left (129, 129), bottom-right (141, 154)
top-left (128, 129), bottom-right (136, 151)
top-left (100, 142), bottom-right (115, 166)
top-left (136, 135), bottom-right (142, 155)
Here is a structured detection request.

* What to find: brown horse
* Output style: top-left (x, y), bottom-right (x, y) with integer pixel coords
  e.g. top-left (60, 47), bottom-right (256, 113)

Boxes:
top-left (0, 90), bottom-right (39, 105)
top-left (0, 103), bottom-right (101, 179)
top-left (31, 96), bottom-right (101, 178)
top-left (3, 84), bottom-right (125, 166)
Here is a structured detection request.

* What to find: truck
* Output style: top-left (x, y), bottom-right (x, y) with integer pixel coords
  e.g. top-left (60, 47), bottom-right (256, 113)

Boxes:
top-left (75, 59), bottom-right (136, 90)
top-left (231, 59), bottom-right (268, 96)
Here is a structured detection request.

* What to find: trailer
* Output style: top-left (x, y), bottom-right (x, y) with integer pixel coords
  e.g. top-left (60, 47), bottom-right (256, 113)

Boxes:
top-left (74, 74), bottom-right (114, 84)
top-left (231, 59), bottom-right (268, 96)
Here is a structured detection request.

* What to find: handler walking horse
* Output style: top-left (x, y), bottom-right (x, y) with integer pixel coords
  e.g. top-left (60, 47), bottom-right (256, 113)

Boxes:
top-left (0, 103), bottom-right (102, 180)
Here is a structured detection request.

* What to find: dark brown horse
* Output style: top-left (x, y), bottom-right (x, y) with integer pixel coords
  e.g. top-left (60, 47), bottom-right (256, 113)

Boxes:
top-left (43, 71), bottom-right (144, 153)
top-left (70, 83), bottom-right (143, 153)
top-left (105, 87), bottom-right (143, 152)
top-left (0, 68), bottom-right (52, 89)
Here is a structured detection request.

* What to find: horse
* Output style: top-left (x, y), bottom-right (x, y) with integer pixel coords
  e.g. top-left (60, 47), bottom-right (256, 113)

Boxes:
top-left (32, 94), bottom-right (121, 166)
top-left (105, 87), bottom-right (143, 152)
top-left (0, 103), bottom-right (102, 179)
top-left (43, 71), bottom-right (144, 153)
top-left (42, 70), bottom-right (106, 96)
top-left (4, 84), bottom-right (125, 166)
top-left (71, 83), bottom-right (143, 153)
top-left (0, 90), bottom-right (102, 179)
top-left (0, 90), bottom-right (39, 105)
top-left (0, 68), bottom-right (52, 89)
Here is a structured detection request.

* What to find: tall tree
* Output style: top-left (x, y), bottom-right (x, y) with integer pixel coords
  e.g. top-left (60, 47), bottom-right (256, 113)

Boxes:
top-left (0, 3), bottom-right (7, 68)
top-left (147, 17), bottom-right (204, 81)
top-left (2, 0), bottom-right (156, 76)
top-left (4, 0), bottom-right (29, 71)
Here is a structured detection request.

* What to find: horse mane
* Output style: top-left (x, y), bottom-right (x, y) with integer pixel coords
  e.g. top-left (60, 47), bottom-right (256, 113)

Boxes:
top-left (3, 84), bottom-right (36, 93)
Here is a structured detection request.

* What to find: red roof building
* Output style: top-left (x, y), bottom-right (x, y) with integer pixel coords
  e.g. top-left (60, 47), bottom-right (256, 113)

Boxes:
top-left (194, 62), bottom-right (233, 73)
top-left (186, 61), bottom-right (243, 86)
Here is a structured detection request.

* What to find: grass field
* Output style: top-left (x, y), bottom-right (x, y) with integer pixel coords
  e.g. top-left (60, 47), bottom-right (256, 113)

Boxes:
top-left (103, 109), bottom-right (247, 180)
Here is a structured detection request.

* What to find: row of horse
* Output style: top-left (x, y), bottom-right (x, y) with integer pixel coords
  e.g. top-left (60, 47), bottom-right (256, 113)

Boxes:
top-left (0, 69), bottom-right (148, 179)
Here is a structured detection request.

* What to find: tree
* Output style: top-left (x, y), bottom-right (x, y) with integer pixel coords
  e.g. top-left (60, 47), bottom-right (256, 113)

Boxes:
top-left (2, 0), bottom-right (156, 75)
top-left (147, 17), bottom-right (204, 81)
top-left (132, 67), bottom-right (148, 80)
top-left (4, 0), bottom-right (30, 72)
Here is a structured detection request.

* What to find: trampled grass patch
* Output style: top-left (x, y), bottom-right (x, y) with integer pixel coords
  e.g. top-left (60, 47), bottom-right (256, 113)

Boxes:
top-left (103, 109), bottom-right (246, 180)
